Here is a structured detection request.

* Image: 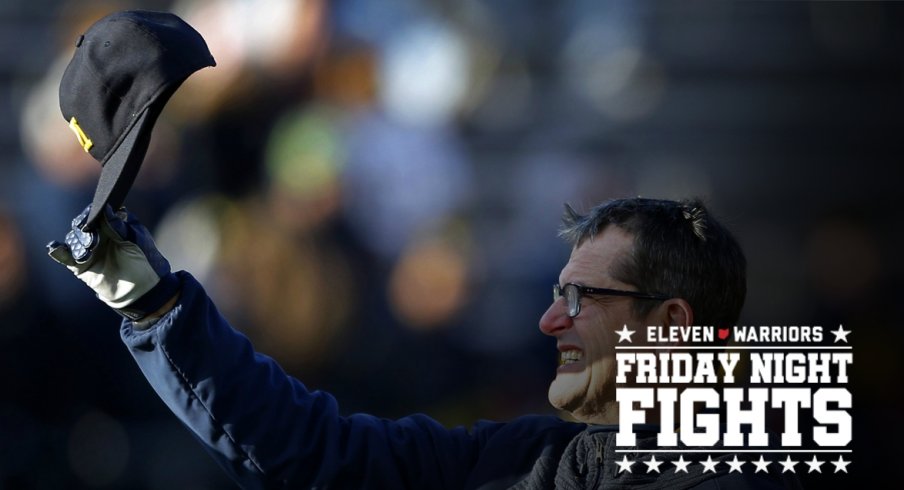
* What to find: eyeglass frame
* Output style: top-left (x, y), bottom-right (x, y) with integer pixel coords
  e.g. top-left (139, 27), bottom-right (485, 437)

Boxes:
top-left (553, 283), bottom-right (670, 318)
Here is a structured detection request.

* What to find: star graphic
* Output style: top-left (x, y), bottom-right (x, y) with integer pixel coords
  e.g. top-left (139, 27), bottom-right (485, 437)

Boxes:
top-left (779, 455), bottom-right (798, 473)
top-left (644, 455), bottom-right (663, 473)
top-left (831, 455), bottom-right (850, 473)
top-left (672, 455), bottom-right (691, 474)
top-left (726, 455), bottom-right (745, 473)
top-left (616, 324), bottom-right (635, 343)
top-left (805, 455), bottom-right (823, 473)
top-left (700, 455), bottom-right (719, 473)
top-left (616, 455), bottom-right (635, 474)
top-left (752, 455), bottom-right (770, 473)
top-left (831, 324), bottom-right (850, 343)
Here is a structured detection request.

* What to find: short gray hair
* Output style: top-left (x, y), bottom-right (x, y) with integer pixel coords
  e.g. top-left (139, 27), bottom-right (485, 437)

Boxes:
top-left (559, 197), bottom-right (747, 328)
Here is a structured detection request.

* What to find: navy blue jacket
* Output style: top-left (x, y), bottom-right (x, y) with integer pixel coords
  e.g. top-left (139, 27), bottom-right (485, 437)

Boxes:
top-left (120, 272), bottom-right (799, 489)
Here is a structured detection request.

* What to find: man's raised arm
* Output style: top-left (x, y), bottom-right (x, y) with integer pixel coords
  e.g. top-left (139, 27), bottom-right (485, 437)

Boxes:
top-left (47, 204), bottom-right (489, 489)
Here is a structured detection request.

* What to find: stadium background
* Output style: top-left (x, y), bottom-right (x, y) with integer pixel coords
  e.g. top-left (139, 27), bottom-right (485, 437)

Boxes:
top-left (0, 0), bottom-right (899, 488)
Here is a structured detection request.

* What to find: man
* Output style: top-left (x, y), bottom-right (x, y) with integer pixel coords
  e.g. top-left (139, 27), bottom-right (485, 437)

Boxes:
top-left (48, 197), bottom-right (796, 489)
top-left (543, 199), bottom-right (746, 426)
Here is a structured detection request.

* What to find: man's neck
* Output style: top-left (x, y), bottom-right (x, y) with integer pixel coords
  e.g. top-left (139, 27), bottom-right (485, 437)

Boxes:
top-left (573, 405), bottom-right (663, 426)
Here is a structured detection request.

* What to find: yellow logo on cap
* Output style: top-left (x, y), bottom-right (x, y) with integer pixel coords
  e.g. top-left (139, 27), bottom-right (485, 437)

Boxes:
top-left (68, 117), bottom-right (93, 152)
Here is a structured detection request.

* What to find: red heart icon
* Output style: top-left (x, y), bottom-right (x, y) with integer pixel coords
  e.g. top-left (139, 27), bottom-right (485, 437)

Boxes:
top-left (717, 328), bottom-right (730, 340)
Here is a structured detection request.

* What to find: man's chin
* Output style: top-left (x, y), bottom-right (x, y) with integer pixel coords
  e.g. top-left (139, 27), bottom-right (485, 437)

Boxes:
top-left (547, 373), bottom-right (585, 412)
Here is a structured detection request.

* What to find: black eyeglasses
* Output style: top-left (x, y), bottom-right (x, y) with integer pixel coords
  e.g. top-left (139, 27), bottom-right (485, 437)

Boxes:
top-left (553, 283), bottom-right (670, 318)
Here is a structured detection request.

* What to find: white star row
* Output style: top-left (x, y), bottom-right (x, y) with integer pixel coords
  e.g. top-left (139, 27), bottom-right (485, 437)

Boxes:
top-left (615, 454), bottom-right (851, 474)
top-left (614, 324), bottom-right (850, 343)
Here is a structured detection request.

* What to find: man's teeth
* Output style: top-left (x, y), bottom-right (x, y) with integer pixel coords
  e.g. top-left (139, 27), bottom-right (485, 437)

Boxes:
top-left (559, 350), bottom-right (582, 365)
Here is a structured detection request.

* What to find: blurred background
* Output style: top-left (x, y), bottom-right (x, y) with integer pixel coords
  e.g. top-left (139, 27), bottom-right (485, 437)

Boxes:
top-left (0, 0), bottom-right (900, 488)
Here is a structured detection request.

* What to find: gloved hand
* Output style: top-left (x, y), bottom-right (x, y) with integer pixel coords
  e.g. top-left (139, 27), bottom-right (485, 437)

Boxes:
top-left (47, 204), bottom-right (180, 321)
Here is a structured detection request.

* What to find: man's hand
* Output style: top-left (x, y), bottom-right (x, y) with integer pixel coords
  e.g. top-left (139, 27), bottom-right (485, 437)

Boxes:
top-left (47, 205), bottom-right (180, 321)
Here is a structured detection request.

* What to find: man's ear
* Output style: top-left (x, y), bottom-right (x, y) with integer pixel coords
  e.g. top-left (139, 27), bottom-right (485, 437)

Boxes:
top-left (664, 298), bottom-right (693, 328)
top-left (646, 298), bottom-right (695, 345)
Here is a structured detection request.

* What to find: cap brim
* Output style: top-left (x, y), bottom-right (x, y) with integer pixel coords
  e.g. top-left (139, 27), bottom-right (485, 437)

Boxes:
top-left (82, 76), bottom-right (187, 230)
top-left (84, 104), bottom-right (156, 229)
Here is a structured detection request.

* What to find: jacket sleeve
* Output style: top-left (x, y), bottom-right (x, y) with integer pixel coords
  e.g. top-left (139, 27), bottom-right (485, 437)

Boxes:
top-left (120, 271), bottom-right (494, 489)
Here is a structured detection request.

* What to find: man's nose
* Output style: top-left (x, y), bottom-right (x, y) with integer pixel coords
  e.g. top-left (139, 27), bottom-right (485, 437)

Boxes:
top-left (539, 297), bottom-right (573, 336)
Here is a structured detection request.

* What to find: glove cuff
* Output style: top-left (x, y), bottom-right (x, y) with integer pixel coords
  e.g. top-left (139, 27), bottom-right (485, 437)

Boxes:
top-left (116, 272), bottom-right (181, 321)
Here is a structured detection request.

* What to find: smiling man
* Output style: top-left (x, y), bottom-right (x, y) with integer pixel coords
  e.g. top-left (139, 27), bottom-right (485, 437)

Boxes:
top-left (541, 198), bottom-right (746, 428)
top-left (49, 197), bottom-right (800, 489)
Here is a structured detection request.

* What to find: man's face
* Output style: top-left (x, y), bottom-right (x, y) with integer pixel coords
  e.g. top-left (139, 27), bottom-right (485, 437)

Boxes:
top-left (539, 226), bottom-right (647, 424)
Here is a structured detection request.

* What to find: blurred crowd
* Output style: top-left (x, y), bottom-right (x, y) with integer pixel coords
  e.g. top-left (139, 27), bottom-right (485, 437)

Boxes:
top-left (0, 0), bottom-right (901, 488)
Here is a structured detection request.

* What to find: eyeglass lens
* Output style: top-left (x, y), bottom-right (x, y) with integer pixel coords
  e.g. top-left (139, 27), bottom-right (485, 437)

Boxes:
top-left (564, 284), bottom-right (580, 317)
top-left (553, 284), bottom-right (581, 318)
